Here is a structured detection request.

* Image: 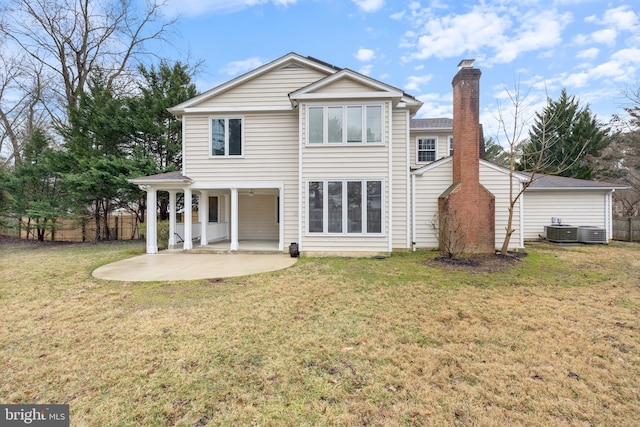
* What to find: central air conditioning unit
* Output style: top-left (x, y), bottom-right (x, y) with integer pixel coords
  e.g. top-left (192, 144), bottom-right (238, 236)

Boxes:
top-left (545, 225), bottom-right (578, 243)
top-left (577, 226), bottom-right (607, 244)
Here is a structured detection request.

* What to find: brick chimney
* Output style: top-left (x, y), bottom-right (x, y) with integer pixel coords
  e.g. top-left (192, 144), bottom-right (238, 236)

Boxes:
top-left (438, 60), bottom-right (495, 254)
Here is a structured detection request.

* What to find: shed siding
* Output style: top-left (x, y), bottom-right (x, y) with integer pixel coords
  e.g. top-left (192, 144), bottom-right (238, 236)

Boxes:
top-left (522, 191), bottom-right (607, 240)
top-left (197, 66), bottom-right (330, 109)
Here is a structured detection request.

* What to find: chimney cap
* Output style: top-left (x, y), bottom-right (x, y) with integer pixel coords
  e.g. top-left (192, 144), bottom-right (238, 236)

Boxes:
top-left (457, 59), bottom-right (475, 69)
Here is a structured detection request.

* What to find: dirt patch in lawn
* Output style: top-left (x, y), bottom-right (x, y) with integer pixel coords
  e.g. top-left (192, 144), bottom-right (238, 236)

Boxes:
top-left (430, 252), bottom-right (526, 273)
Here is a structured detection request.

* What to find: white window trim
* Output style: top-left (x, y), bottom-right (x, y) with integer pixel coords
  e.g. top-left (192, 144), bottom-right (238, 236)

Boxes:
top-left (305, 178), bottom-right (385, 236)
top-left (305, 103), bottom-right (385, 146)
top-left (416, 137), bottom-right (437, 163)
top-left (209, 115), bottom-right (245, 158)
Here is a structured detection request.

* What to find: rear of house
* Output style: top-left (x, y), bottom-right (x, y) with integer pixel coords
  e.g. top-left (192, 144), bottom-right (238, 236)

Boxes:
top-left (131, 53), bottom-right (623, 255)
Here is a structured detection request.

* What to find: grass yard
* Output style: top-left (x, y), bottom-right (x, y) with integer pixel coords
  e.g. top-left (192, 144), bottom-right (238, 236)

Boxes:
top-left (1, 239), bottom-right (639, 426)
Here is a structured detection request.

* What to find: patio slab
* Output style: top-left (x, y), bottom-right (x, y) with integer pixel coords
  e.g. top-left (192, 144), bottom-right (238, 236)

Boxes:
top-left (92, 252), bottom-right (298, 282)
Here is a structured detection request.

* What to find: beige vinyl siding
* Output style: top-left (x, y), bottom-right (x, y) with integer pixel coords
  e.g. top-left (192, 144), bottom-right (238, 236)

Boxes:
top-left (197, 66), bottom-right (329, 109)
top-left (184, 112), bottom-right (299, 181)
top-left (299, 101), bottom-right (390, 253)
top-left (479, 164), bottom-right (522, 250)
top-left (238, 195), bottom-right (278, 240)
top-left (392, 110), bottom-right (410, 249)
top-left (410, 132), bottom-right (453, 168)
top-left (522, 190), bottom-right (607, 240)
top-left (182, 111), bottom-right (300, 251)
top-left (314, 77), bottom-right (385, 93)
top-left (414, 160), bottom-right (453, 249)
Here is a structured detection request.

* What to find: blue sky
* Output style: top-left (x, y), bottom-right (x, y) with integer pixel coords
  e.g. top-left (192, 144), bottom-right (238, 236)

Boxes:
top-left (161, 0), bottom-right (640, 142)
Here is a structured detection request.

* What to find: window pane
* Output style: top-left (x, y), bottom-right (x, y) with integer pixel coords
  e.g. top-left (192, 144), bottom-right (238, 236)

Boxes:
top-left (208, 196), bottom-right (219, 223)
top-left (212, 119), bottom-right (225, 156)
top-left (309, 107), bottom-right (323, 144)
top-left (328, 107), bottom-right (343, 143)
top-left (366, 106), bottom-right (382, 143)
top-left (367, 181), bottom-right (382, 233)
top-left (328, 181), bottom-right (342, 233)
top-left (347, 106), bottom-right (362, 143)
top-left (418, 138), bottom-right (436, 162)
top-left (347, 181), bottom-right (362, 233)
top-left (308, 181), bottom-right (324, 233)
top-left (229, 118), bottom-right (242, 155)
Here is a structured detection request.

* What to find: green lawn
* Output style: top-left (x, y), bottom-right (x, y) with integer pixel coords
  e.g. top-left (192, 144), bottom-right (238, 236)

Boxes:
top-left (1, 240), bottom-right (639, 426)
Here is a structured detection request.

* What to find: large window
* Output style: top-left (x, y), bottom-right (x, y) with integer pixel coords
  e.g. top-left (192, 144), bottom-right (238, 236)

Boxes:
top-left (308, 179), bottom-right (383, 235)
top-left (417, 138), bottom-right (436, 162)
top-left (211, 117), bottom-right (243, 157)
top-left (307, 105), bottom-right (383, 145)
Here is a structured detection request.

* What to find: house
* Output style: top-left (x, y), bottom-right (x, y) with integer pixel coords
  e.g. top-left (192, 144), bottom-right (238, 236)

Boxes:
top-left (131, 53), bottom-right (625, 255)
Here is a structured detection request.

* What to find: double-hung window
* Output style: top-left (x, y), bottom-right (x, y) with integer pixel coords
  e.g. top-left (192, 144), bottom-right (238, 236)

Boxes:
top-left (308, 179), bottom-right (383, 235)
top-left (417, 138), bottom-right (436, 162)
top-left (308, 105), bottom-right (383, 145)
top-left (211, 117), bottom-right (243, 157)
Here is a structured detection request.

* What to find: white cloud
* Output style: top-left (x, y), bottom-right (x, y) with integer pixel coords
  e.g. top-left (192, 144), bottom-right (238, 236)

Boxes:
top-left (355, 48), bottom-right (376, 62)
top-left (359, 64), bottom-right (374, 76)
top-left (591, 28), bottom-right (617, 46)
top-left (220, 57), bottom-right (264, 75)
top-left (576, 48), bottom-right (599, 60)
top-left (352, 0), bottom-right (385, 13)
top-left (390, 10), bottom-right (405, 20)
top-left (413, 92), bottom-right (452, 119)
top-left (401, 5), bottom-right (570, 65)
top-left (602, 5), bottom-right (639, 32)
top-left (405, 74), bottom-right (433, 92)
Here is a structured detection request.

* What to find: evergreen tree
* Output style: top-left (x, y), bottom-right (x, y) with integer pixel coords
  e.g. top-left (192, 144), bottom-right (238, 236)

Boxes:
top-left (518, 89), bottom-right (609, 179)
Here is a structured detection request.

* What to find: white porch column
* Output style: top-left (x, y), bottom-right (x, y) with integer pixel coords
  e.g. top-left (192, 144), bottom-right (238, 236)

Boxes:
top-left (224, 193), bottom-right (230, 239)
top-left (168, 190), bottom-right (177, 249)
top-left (200, 190), bottom-right (209, 246)
top-left (184, 188), bottom-right (193, 250)
top-left (230, 188), bottom-right (238, 251)
top-left (145, 187), bottom-right (158, 254)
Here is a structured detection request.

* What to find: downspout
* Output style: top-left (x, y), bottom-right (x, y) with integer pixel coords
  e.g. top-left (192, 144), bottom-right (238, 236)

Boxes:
top-left (411, 173), bottom-right (416, 251)
top-left (607, 190), bottom-right (614, 243)
top-left (182, 117), bottom-right (187, 175)
top-left (405, 110), bottom-right (411, 249)
top-left (298, 104), bottom-right (304, 252)
top-left (388, 101), bottom-right (393, 253)
top-left (519, 182), bottom-right (525, 249)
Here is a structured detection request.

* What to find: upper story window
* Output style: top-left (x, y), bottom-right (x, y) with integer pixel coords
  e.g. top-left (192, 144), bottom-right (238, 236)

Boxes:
top-left (211, 117), bottom-right (243, 157)
top-left (449, 137), bottom-right (454, 156)
top-left (417, 138), bottom-right (436, 162)
top-left (308, 104), bottom-right (383, 145)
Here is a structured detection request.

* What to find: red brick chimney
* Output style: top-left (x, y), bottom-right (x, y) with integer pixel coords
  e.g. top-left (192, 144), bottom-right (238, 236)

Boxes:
top-left (438, 60), bottom-right (495, 254)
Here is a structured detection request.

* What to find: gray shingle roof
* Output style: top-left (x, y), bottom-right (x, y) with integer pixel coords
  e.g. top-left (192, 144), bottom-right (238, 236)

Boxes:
top-left (410, 118), bottom-right (453, 129)
top-left (523, 173), bottom-right (627, 190)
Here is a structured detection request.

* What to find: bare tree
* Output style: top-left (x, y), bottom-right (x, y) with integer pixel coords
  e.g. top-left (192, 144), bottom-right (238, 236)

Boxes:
top-left (0, 54), bottom-right (49, 166)
top-left (495, 81), bottom-right (593, 255)
top-left (0, 0), bottom-right (175, 126)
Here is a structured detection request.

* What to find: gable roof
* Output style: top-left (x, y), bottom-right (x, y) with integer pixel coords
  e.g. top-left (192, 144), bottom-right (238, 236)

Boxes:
top-left (288, 68), bottom-right (422, 114)
top-left (168, 53), bottom-right (339, 116)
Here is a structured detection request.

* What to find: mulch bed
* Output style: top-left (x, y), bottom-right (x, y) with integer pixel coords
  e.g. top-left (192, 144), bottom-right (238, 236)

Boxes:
top-left (430, 251), bottom-right (526, 273)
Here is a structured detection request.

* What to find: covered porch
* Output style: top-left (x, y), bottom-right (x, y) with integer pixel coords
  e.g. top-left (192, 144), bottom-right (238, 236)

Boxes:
top-left (130, 172), bottom-right (284, 254)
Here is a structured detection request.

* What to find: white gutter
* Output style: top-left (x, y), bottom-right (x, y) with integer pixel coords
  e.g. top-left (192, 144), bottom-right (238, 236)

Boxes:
top-left (405, 110), bottom-right (411, 250)
top-left (298, 105), bottom-right (304, 251)
top-left (519, 182), bottom-right (525, 249)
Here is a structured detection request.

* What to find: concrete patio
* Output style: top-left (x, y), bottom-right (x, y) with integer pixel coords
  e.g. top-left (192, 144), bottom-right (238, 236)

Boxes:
top-left (92, 243), bottom-right (297, 281)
